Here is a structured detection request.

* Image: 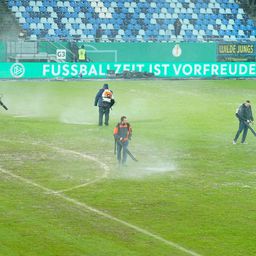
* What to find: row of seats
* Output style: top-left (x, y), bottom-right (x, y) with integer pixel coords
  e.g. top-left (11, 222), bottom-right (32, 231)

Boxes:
top-left (7, 0), bottom-right (256, 42)
top-left (21, 21), bottom-right (254, 31)
top-left (10, 4), bottom-right (242, 13)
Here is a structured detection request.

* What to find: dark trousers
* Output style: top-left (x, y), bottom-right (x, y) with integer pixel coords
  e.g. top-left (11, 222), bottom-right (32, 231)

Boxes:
top-left (99, 106), bottom-right (110, 126)
top-left (174, 27), bottom-right (181, 36)
top-left (116, 141), bottom-right (129, 164)
top-left (234, 120), bottom-right (248, 143)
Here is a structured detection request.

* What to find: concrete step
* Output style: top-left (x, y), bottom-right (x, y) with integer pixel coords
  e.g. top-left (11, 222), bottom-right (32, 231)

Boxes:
top-left (0, 0), bottom-right (21, 39)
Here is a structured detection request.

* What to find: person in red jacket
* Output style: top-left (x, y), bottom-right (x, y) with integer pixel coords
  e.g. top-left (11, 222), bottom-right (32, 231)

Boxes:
top-left (113, 116), bottom-right (132, 166)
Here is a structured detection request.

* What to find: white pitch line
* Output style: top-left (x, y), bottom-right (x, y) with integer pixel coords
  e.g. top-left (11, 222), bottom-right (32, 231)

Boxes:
top-left (0, 166), bottom-right (202, 256)
top-left (0, 138), bottom-right (110, 193)
top-left (46, 146), bottom-right (110, 194)
top-left (50, 176), bottom-right (106, 194)
top-left (13, 115), bottom-right (34, 118)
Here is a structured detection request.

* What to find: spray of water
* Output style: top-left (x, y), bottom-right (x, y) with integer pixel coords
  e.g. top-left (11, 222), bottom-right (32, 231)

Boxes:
top-left (111, 143), bottom-right (177, 180)
top-left (1, 83), bottom-right (177, 182)
top-left (59, 102), bottom-right (96, 125)
top-left (120, 161), bottom-right (176, 179)
top-left (1, 85), bottom-right (97, 124)
top-left (3, 89), bottom-right (51, 118)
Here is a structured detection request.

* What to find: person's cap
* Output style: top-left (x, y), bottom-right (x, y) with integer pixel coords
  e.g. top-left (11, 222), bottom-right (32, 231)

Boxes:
top-left (121, 116), bottom-right (127, 121)
top-left (103, 83), bottom-right (109, 89)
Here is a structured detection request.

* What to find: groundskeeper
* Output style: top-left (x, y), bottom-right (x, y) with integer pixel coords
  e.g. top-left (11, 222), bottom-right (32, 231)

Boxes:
top-left (233, 100), bottom-right (254, 144)
top-left (94, 83), bottom-right (115, 126)
top-left (0, 95), bottom-right (8, 110)
top-left (113, 116), bottom-right (133, 166)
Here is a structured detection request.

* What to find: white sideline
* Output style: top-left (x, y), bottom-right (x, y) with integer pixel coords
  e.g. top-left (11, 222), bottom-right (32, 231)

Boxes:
top-left (0, 166), bottom-right (202, 256)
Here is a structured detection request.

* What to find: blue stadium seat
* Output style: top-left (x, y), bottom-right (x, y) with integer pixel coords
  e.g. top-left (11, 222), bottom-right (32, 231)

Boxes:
top-left (6, 0), bottom-right (256, 42)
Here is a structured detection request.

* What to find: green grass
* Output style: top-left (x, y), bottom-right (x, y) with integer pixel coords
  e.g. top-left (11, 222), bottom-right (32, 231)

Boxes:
top-left (0, 79), bottom-right (256, 256)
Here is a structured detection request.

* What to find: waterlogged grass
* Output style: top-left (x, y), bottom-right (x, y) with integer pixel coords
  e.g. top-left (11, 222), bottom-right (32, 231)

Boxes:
top-left (0, 79), bottom-right (256, 256)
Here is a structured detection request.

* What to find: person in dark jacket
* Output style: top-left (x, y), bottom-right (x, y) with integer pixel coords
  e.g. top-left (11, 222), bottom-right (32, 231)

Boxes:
top-left (174, 18), bottom-right (182, 36)
top-left (94, 83), bottom-right (115, 126)
top-left (233, 100), bottom-right (254, 144)
top-left (113, 116), bottom-right (132, 166)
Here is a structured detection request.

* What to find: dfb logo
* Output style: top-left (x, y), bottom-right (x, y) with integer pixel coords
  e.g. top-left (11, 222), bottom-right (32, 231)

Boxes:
top-left (10, 63), bottom-right (25, 78)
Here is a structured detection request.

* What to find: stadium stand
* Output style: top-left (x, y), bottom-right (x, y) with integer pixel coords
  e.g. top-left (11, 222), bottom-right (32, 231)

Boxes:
top-left (0, 0), bottom-right (20, 39)
top-left (4, 0), bottom-right (256, 42)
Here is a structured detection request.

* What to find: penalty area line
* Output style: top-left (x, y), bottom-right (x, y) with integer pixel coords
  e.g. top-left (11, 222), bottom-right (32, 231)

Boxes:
top-left (46, 146), bottom-right (110, 194)
top-left (0, 138), bottom-right (110, 194)
top-left (0, 167), bottom-right (202, 256)
top-left (49, 176), bottom-right (106, 194)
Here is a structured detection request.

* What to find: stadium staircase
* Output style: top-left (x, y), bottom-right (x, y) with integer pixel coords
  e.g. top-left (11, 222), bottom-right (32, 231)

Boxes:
top-left (0, 0), bottom-right (21, 39)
